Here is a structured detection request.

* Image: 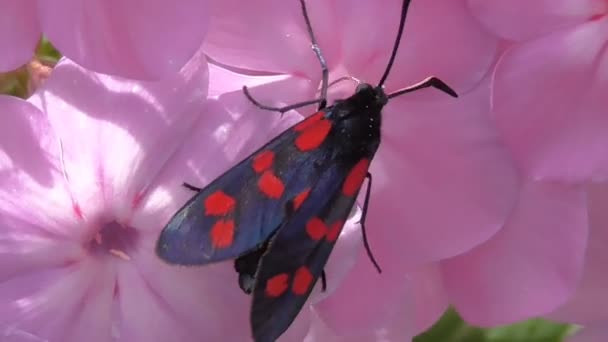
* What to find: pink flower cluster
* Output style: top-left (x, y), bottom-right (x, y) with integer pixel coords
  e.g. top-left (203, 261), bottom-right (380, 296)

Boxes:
top-left (0, 0), bottom-right (606, 341)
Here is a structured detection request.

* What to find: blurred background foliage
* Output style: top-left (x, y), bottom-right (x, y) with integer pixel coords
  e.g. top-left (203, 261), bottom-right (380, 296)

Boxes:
top-left (0, 38), bottom-right (577, 342)
top-left (415, 309), bottom-right (575, 342)
top-left (0, 38), bottom-right (60, 98)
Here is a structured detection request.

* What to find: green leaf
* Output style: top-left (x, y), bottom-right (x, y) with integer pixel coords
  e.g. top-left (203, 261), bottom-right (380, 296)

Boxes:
top-left (414, 309), bottom-right (575, 342)
top-left (36, 37), bottom-right (62, 64)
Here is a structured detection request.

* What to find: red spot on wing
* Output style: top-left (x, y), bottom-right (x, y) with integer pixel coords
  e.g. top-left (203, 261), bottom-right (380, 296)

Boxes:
top-left (266, 273), bottom-right (289, 297)
top-left (306, 217), bottom-right (327, 241)
top-left (295, 118), bottom-right (332, 151)
top-left (292, 188), bottom-right (311, 211)
top-left (292, 266), bottom-right (314, 295)
top-left (205, 191), bottom-right (236, 216)
top-left (258, 171), bottom-right (285, 199)
top-left (326, 220), bottom-right (344, 242)
top-left (343, 159), bottom-right (370, 196)
top-left (252, 150), bottom-right (275, 173)
top-left (210, 219), bottom-right (235, 248)
top-left (293, 111), bottom-right (324, 132)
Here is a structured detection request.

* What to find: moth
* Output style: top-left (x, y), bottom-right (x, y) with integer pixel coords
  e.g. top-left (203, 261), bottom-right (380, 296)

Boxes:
top-left (156, 0), bottom-right (457, 341)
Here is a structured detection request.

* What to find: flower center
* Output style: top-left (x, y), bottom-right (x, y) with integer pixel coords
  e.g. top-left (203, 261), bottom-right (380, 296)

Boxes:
top-left (89, 221), bottom-right (139, 260)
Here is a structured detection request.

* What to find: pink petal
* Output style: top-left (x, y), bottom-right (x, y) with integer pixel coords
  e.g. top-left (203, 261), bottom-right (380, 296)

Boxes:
top-left (340, 0), bottom-right (499, 92)
top-left (115, 250), bottom-right (250, 341)
top-left (468, 0), bottom-right (606, 41)
top-left (410, 264), bottom-right (449, 334)
top-left (548, 182), bottom-right (608, 325)
top-left (0, 0), bottom-right (40, 71)
top-left (312, 261), bottom-right (446, 339)
top-left (307, 306), bottom-right (414, 342)
top-left (368, 78), bottom-right (519, 267)
top-left (0, 95), bottom-right (88, 239)
top-left (492, 19), bottom-right (608, 182)
top-left (204, 0), bottom-right (338, 77)
top-left (314, 250), bottom-right (415, 337)
top-left (442, 181), bottom-right (588, 325)
top-left (0, 213), bottom-right (83, 286)
top-left (0, 259), bottom-right (112, 342)
top-left (39, 0), bottom-right (209, 79)
top-left (27, 54), bottom-right (208, 224)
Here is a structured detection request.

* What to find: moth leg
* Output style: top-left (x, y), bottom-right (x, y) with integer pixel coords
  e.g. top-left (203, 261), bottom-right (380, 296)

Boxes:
top-left (242, 86), bottom-right (322, 114)
top-left (298, 0), bottom-right (328, 110)
top-left (182, 182), bottom-right (203, 192)
top-left (360, 172), bottom-right (382, 273)
top-left (321, 270), bottom-right (327, 292)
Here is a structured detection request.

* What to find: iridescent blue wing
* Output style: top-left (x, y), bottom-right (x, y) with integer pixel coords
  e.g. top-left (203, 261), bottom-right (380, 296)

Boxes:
top-left (250, 158), bottom-right (371, 342)
top-left (156, 111), bottom-right (339, 265)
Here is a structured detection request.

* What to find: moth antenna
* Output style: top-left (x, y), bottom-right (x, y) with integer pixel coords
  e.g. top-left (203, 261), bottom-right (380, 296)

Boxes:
top-left (377, 0), bottom-right (413, 88)
top-left (387, 76), bottom-right (458, 99)
top-left (299, 0), bottom-right (329, 109)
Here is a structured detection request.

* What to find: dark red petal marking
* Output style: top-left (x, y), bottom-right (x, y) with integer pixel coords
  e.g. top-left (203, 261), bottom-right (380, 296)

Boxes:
top-left (258, 171), bottom-right (285, 199)
top-left (252, 150), bottom-right (275, 173)
top-left (292, 266), bottom-right (314, 295)
top-left (292, 188), bottom-right (311, 211)
top-left (305, 217), bottom-right (327, 241)
top-left (265, 273), bottom-right (289, 297)
top-left (204, 191), bottom-right (236, 216)
top-left (326, 220), bottom-right (344, 242)
top-left (210, 219), bottom-right (235, 248)
top-left (72, 203), bottom-right (83, 219)
top-left (293, 111), bottom-right (324, 132)
top-left (295, 119), bottom-right (332, 152)
top-left (343, 159), bottom-right (370, 196)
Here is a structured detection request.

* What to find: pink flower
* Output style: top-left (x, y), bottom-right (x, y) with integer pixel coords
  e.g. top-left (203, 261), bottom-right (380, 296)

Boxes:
top-left (0, 47), bottom-right (379, 340)
top-left (468, 0), bottom-right (608, 182)
top-left (0, 52), bottom-right (213, 340)
top-left (440, 178), bottom-right (588, 326)
top-left (345, 177), bottom-right (588, 334)
top-left (0, 0), bottom-right (209, 79)
top-left (6, 0), bottom-right (592, 339)
top-left (546, 183), bottom-right (608, 341)
top-left (426, 0), bottom-right (608, 328)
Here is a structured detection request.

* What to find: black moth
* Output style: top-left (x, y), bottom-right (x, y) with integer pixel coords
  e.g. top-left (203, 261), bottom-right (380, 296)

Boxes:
top-left (156, 0), bottom-right (457, 341)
